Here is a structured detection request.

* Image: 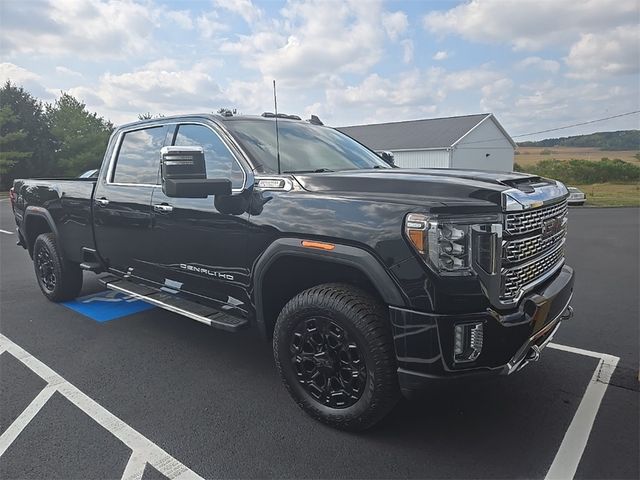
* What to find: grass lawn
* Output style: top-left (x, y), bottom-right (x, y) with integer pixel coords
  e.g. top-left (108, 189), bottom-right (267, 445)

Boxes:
top-left (574, 183), bottom-right (640, 207)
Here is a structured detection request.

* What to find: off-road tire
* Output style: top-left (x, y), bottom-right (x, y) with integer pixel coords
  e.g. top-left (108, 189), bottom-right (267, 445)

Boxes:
top-left (273, 283), bottom-right (400, 431)
top-left (33, 233), bottom-right (83, 302)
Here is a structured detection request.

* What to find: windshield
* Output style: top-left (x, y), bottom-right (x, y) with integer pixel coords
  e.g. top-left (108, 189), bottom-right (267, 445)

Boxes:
top-left (224, 119), bottom-right (389, 173)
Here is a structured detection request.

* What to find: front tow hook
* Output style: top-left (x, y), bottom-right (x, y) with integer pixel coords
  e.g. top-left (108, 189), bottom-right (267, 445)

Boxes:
top-left (526, 345), bottom-right (542, 362)
top-left (560, 305), bottom-right (574, 321)
top-left (525, 305), bottom-right (573, 364)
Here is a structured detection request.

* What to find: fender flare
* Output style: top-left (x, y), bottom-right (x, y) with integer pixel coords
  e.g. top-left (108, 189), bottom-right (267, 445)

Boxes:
top-left (22, 206), bottom-right (59, 253)
top-left (252, 238), bottom-right (408, 337)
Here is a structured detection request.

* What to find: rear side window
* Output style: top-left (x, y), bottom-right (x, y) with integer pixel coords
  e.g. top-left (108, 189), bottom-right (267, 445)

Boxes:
top-left (173, 124), bottom-right (244, 189)
top-left (112, 127), bottom-right (165, 184)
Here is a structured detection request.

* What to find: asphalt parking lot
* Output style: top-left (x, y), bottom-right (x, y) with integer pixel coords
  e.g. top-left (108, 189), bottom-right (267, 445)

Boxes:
top-left (1, 199), bottom-right (638, 479)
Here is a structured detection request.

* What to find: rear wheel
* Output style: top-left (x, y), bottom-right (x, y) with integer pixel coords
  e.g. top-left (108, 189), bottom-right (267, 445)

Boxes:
top-left (273, 283), bottom-right (400, 431)
top-left (33, 233), bottom-right (83, 302)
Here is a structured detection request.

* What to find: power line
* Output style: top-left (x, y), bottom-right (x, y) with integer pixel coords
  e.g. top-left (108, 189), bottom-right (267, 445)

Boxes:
top-left (511, 110), bottom-right (640, 138)
top-left (458, 110), bottom-right (640, 146)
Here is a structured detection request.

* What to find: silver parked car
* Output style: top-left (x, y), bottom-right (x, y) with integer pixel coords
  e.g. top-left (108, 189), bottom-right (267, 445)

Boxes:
top-left (567, 187), bottom-right (586, 206)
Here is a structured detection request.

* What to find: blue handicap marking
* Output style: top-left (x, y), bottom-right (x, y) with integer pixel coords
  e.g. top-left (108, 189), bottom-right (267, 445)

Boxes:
top-left (62, 290), bottom-right (156, 323)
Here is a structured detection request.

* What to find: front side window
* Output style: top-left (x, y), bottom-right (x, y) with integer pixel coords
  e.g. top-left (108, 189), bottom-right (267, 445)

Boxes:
top-left (112, 127), bottom-right (165, 184)
top-left (173, 124), bottom-right (244, 189)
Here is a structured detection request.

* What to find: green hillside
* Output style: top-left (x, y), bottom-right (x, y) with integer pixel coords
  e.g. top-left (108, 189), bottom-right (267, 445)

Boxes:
top-left (518, 130), bottom-right (639, 151)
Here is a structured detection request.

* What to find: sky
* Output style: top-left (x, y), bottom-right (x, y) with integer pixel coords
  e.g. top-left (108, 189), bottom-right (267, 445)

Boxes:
top-left (1, 0), bottom-right (638, 140)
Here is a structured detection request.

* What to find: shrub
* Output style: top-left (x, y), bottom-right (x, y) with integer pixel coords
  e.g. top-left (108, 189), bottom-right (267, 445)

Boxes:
top-left (518, 158), bottom-right (640, 184)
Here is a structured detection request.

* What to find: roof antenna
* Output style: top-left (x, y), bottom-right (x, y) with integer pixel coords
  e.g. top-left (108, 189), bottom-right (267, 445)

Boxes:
top-left (273, 80), bottom-right (282, 174)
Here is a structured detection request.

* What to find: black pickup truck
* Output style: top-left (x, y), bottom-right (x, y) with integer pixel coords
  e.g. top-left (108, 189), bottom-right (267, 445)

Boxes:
top-left (10, 113), bottom-right (574, 430)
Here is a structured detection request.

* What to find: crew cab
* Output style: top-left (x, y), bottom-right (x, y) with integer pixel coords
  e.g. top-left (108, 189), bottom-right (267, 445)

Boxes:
top-left (11, 113), bottom-right (574, 430)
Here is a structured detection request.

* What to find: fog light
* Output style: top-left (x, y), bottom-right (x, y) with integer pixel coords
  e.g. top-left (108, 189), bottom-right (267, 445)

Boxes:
top-left (454, 322), bottom-right (483, 363)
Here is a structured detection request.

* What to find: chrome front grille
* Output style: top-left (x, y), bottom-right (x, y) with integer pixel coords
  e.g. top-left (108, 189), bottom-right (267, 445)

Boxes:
top-left (500, 199), bottom-right (568, 300)
top-left (505, 201), bottom-right (568, 235)
top-left (503, 228), bottom-right (566, 263)
top-left (501, 245), bottom-right (565, 299)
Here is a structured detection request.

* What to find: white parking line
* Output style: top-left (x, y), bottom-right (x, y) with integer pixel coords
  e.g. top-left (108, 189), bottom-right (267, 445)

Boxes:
top-left (0, 385), bottom-right (56, 457)
top-left (0, 229), bottom-right (14, 235)
top-left (545, 343), bottom-right (620, 480)
top-left (0, 333), bottom-right (622, 480)
top-left (0, 333), bottom-right (204, 480)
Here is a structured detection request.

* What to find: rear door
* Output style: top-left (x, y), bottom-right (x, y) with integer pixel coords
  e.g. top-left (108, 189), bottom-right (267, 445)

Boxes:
top-left (149, 121), bottom-right (252, 316)
top-left (93, 124), bottom-right (169, 282)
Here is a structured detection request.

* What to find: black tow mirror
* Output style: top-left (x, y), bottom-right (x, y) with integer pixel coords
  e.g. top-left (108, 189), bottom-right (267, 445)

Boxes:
top-left (160, 146), bottom-right (232, 198)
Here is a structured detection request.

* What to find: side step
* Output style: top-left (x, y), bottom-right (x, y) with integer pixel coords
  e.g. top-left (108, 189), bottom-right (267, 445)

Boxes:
top-left (98, 275), bottom-right (247, 332)
top-left (80, 262), bottom-right (103, 272)
top-left (81, 248), bottom-right (105, 273)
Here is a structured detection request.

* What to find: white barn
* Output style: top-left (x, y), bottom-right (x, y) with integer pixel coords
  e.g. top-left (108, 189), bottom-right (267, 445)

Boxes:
top-left (339, 113), bottom-right (516, 171)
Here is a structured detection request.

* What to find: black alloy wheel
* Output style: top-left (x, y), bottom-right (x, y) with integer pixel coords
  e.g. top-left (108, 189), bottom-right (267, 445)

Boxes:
top-left (273, 283), bottom-right (400, 431)
top-left (35, 246), bottom-right (57, 292)
top-left (291, 316), bottom-right (367, 409)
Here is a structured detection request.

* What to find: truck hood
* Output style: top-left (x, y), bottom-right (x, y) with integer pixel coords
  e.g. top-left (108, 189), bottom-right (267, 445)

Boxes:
top-left (292, 168), bottom-right (540, 210)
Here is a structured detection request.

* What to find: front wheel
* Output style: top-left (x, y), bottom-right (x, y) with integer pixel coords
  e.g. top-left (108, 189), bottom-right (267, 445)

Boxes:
top-left (273, 283), bottom-right (400, 431)
top-left (33, 233), bottom-right (83, 302)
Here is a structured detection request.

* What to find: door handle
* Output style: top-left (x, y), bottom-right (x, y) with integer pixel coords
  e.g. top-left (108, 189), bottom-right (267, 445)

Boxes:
top-left (95, 198), bottom-right (109, 207)
top-left (153, 203), bottom-right (174, 213)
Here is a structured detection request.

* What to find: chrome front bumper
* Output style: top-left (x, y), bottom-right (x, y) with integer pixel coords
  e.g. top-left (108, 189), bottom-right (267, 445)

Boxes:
top-left (503, 300), bottom-right (574, 375)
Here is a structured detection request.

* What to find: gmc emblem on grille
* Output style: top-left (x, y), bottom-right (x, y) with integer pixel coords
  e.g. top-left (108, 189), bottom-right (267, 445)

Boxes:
top-left (542, 217), bottom-right (563, 238)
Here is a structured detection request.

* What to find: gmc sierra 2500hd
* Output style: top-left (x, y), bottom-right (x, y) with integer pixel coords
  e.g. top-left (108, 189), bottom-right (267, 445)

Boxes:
top-left (11, 113), bottom-right (574, 430)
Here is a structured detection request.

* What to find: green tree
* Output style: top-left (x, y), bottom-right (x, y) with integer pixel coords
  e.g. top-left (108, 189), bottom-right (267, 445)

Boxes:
top-left (46, 93), bottom-right (113, 176)
top-left (0, 81), bottom-right (53, 189)
top-left (0, 105), bottom-right (32, 177)
top-left (216, 108), bottom-right (238, 116)
top-left (138, 112), bottom-right (164, 120)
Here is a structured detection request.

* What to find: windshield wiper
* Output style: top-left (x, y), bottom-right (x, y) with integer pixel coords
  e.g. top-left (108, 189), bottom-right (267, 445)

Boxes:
top-left (283, 168), bottom-right (334, 174)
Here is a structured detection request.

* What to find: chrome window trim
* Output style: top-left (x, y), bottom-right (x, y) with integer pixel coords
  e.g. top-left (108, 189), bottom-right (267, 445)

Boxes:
top-left (104, 120), bottom-right (250, 194)
top-left (105, 124), bottom-right (166, 187)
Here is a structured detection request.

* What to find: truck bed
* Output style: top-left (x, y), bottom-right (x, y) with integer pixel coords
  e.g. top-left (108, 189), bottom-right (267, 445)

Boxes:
top-left (13, 178), bottom-right (97, 263)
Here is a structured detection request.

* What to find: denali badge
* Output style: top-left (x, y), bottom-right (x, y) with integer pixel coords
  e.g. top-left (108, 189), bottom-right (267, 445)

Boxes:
top-left (179, 264), bottom-right (234, 281)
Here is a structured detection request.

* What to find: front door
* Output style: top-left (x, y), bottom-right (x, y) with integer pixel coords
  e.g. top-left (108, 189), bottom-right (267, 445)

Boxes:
top-left (93, 125), bottom-right (168, 282)
top-left (149, 121), bottom-right (252, 317)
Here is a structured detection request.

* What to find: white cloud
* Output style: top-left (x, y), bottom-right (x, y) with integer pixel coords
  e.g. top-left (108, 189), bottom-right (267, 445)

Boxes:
top-left (213, 0), bottom-right (263, 24)
top-left (433, 51), bottom-right (448, 61)
top-left (219, 0), bottom-right (387, 86)
top-left (1, 63), bottom-right (41, 83)
top-left (382, 11), bottom-right (408, 41)
top-left (516, 56), bottom-right (560, 73)
top-left (480, 78), bottom-right (514, 112)
top-left (424, 0), bottom-right (637, 51)
top-left (197, 10), bottom-right (229, 38)
top-left (325, 66), bottom-right (503, 123)
top-left (55, 66), bottom-right (83, 77)
top-left (165, 10), bottom-right (194, 30)
top-left (401, 39), bottom-right (414, 64)
top-left (0, 63), bottom-right (55, 99)
top-left (68, 60), bottom-right (228, 123)
top-left (565, 25), bottom-right (640, 79)
top-left (0, 0), bottom-right (160, 59)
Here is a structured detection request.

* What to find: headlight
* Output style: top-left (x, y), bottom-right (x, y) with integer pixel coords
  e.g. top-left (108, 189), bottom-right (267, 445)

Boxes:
top-left (404, 213), bottom-right (502, 276)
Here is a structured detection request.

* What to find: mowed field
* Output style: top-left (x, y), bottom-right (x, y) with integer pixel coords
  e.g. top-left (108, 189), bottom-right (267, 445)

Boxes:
top-left (516, 147), bottom-right (639, 166)
top-left (573, 183), bottom-right (640, 207)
